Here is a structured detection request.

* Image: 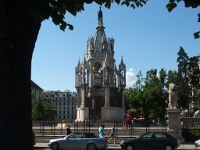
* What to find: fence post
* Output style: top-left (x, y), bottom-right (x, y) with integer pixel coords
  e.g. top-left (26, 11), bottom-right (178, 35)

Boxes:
top-left (61, 120), bottom-right (63, 135)
top-left (73, 120), bottom-right (75, 133)
top-left (53, 121), bottom-right (55, 137)
top-left (42, 120), bottom-right (44, 136)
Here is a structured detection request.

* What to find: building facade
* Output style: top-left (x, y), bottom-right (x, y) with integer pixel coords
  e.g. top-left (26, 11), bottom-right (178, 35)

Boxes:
top-left (31, 80), bottom-right (43, 100)
top-left (42, 90), bottom-right (77, 121)
top-left (75, 8), bottom-right (126, 121)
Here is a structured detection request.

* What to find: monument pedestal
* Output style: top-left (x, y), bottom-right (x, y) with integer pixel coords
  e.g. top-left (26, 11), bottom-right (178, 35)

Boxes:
top-left (76, 107), bottom-right (89, 122)
top-left (167, 109), bottom-right (185, 143)
top-left (101, 107), bottom-right (124, 120)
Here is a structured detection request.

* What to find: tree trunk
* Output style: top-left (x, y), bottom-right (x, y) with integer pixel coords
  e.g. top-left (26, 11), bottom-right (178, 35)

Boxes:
top-left (0, 1), bottom-right (41, 150)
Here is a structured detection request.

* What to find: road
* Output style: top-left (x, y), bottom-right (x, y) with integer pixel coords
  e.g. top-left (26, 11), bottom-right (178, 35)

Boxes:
top-left (34, 142), bottom-right (196, 150)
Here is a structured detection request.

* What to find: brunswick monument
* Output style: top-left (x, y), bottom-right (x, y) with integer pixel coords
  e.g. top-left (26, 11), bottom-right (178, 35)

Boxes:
top-left (167, 83), bottom-right (185, 142)
top-left (75, 8), bottom-right (126, 121)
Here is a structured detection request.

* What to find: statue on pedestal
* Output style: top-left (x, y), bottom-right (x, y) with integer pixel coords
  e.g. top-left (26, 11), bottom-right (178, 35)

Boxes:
top-left (168, 83), bottom-right (178, 109)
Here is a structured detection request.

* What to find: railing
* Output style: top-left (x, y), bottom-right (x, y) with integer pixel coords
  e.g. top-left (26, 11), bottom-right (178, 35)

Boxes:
top-left (180, 117), bottom-right (200, 128)
top-left (32, 119), bottom-right (168, 137)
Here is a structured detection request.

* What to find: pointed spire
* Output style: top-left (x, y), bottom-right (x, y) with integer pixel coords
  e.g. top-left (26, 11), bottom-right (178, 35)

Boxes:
top-left (98, 6), bottom-right (103, 22)
top-left (82, 54), bottom-right (86, 67)
top-left (96, 6), bottom-right (105, 29)
top-left (77, 57), bottom-right (80, 68)
top-left (119, 55), bottom-right (126, 71)
top-left (121, 56), bottom-right (124, 65)
top-left (103, 52), bottom-right (111, 69)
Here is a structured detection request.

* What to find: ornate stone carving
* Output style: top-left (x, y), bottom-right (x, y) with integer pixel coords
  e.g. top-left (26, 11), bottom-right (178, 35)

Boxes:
top-left (168, 83), bottom-right (178, 109)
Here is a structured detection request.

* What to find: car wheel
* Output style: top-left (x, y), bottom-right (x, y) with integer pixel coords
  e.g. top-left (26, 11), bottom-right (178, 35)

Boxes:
top-left (50, 142), bottom-right (59, 150)
top-left (126, 144), bottom-right (134, 150)
top-left (87, 143), bottom-right (97, 150)
top-left (164, 144), bottom-right (173, 150)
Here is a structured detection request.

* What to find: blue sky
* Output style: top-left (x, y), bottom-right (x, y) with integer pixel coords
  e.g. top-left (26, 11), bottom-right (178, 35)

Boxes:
top-left (31, 1), bottom-right (200, 92)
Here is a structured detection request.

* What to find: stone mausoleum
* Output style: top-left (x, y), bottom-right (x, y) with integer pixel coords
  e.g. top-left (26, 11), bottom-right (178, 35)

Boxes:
top-left (75, 8), bottom-right (126, 121)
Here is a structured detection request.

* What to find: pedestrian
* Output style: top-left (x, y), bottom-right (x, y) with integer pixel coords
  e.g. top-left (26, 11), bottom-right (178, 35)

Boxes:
top-left (108, 124), bottom-right (116, 144)
top-left (99, 124), bottom-right (105, 138)
top-left (66, 125), bottom-right (71, 135)
top-left (126, 112), bottom-right (132, 129)
top-left (122, 113), bottom-right (127, 128)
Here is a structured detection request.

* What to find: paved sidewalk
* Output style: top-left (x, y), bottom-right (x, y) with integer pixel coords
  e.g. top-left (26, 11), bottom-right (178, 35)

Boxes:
top-left (35, 142), bottom-right (196, 150)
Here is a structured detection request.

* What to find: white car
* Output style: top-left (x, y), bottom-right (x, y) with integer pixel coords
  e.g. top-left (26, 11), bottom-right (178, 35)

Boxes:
top-left (48, 132), bottom-right (108, 150)
top-left (195, 139), bottom-right (200, 149)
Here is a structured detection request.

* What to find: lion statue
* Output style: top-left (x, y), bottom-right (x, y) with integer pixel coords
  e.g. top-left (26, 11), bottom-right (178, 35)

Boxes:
top-left (168, 83), bottom-right (178, 109)
top-left (194, 110), bottom-right (200, 117)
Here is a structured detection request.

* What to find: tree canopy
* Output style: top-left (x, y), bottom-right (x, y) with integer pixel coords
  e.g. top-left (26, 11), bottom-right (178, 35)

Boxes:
top-left (124, 47), bottom-right (200, 121)
top-left (31, 93), bottom-right (56, 120)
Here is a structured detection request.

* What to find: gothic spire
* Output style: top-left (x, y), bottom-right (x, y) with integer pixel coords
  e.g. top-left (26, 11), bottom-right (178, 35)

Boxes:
top-left (96, 6), bottom-right (104, 29)
top-left (98, 6), bottom-right (103, 22)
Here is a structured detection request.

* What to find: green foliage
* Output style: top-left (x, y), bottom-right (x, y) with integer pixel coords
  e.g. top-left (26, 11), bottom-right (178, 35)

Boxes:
top-left (176, 47), bottom-right (190, 110)
top-left (5, 0), bottom-right (147, 32)
top-left (31, 95), bottom-right (57, 121)
top-left (124, 69), bottom-right (168, 120)
top-left (0, 0), bottom-right (148, 50)
top-left (176, 47), bottom-right (200, 112)
top-left (66, 119), bottom-right (71, 123)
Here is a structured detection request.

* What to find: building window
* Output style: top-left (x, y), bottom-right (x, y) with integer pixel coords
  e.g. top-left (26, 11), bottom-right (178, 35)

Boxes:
top-left (72, 102), bottom-right (73, 105)
top-left (67, 111), bottom-right (69, 114)
top-left (63, 111), bottom-right (65, 114)
top-left (60, 102), bottom-right (61, 105)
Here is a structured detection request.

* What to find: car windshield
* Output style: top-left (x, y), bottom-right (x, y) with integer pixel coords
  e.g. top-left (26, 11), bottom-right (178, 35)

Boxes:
top-left (139, 132), bottom-right (153, 139)
top-left (66, 133), bottom-right (98, 138)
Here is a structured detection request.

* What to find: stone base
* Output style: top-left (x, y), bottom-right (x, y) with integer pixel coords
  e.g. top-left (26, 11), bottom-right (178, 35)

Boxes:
top-left (167, 109), bottom-right (185, 143)
top-left (75, 107), bottom-right (89, 122)
top-left (101, 107), bottom-right (125, 120)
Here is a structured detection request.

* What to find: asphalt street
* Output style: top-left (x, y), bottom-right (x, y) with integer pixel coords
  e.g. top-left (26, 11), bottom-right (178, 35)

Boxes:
top-left (34, 142), bottom-right (197, 150)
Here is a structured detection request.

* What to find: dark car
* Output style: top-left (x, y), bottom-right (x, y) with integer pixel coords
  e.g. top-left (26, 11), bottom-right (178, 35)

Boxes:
top-left (33, 131), bottom-right (36, 145)
top-left (120, 132), bottom-right (178, 150)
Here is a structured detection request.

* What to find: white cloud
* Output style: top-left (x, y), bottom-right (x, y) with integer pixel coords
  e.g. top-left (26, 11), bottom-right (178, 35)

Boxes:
top-left (126, 68), bottom-right (135, 88)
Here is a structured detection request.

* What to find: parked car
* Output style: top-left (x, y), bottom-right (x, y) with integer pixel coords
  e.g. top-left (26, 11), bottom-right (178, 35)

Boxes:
top-left (120, 132), bottom-right (179, 150)
top-left (33, 130), bottom-right (36, 145)
top-left (195, 139), bottom-right (200, 149)
top-left (48, 132), bottom-right (108, 150)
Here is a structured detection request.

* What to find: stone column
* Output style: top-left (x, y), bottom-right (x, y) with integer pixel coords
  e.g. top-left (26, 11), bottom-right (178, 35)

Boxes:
top-left (104, 83), bottom-right (110, 107)
top-left (91, 98), bottom-right (96, 118)
top-left (75, 87), bottom-right (81, 108)
top-left (167, 109), bottom-right (185, 143)
top-left (79, 83), bottom-right (88, 121)
top-left (121, 86), bottom-right (125, 108)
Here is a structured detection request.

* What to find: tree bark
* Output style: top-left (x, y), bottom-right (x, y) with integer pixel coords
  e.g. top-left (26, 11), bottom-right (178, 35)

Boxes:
top-left (0, 1), bottom-right (41, 150)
